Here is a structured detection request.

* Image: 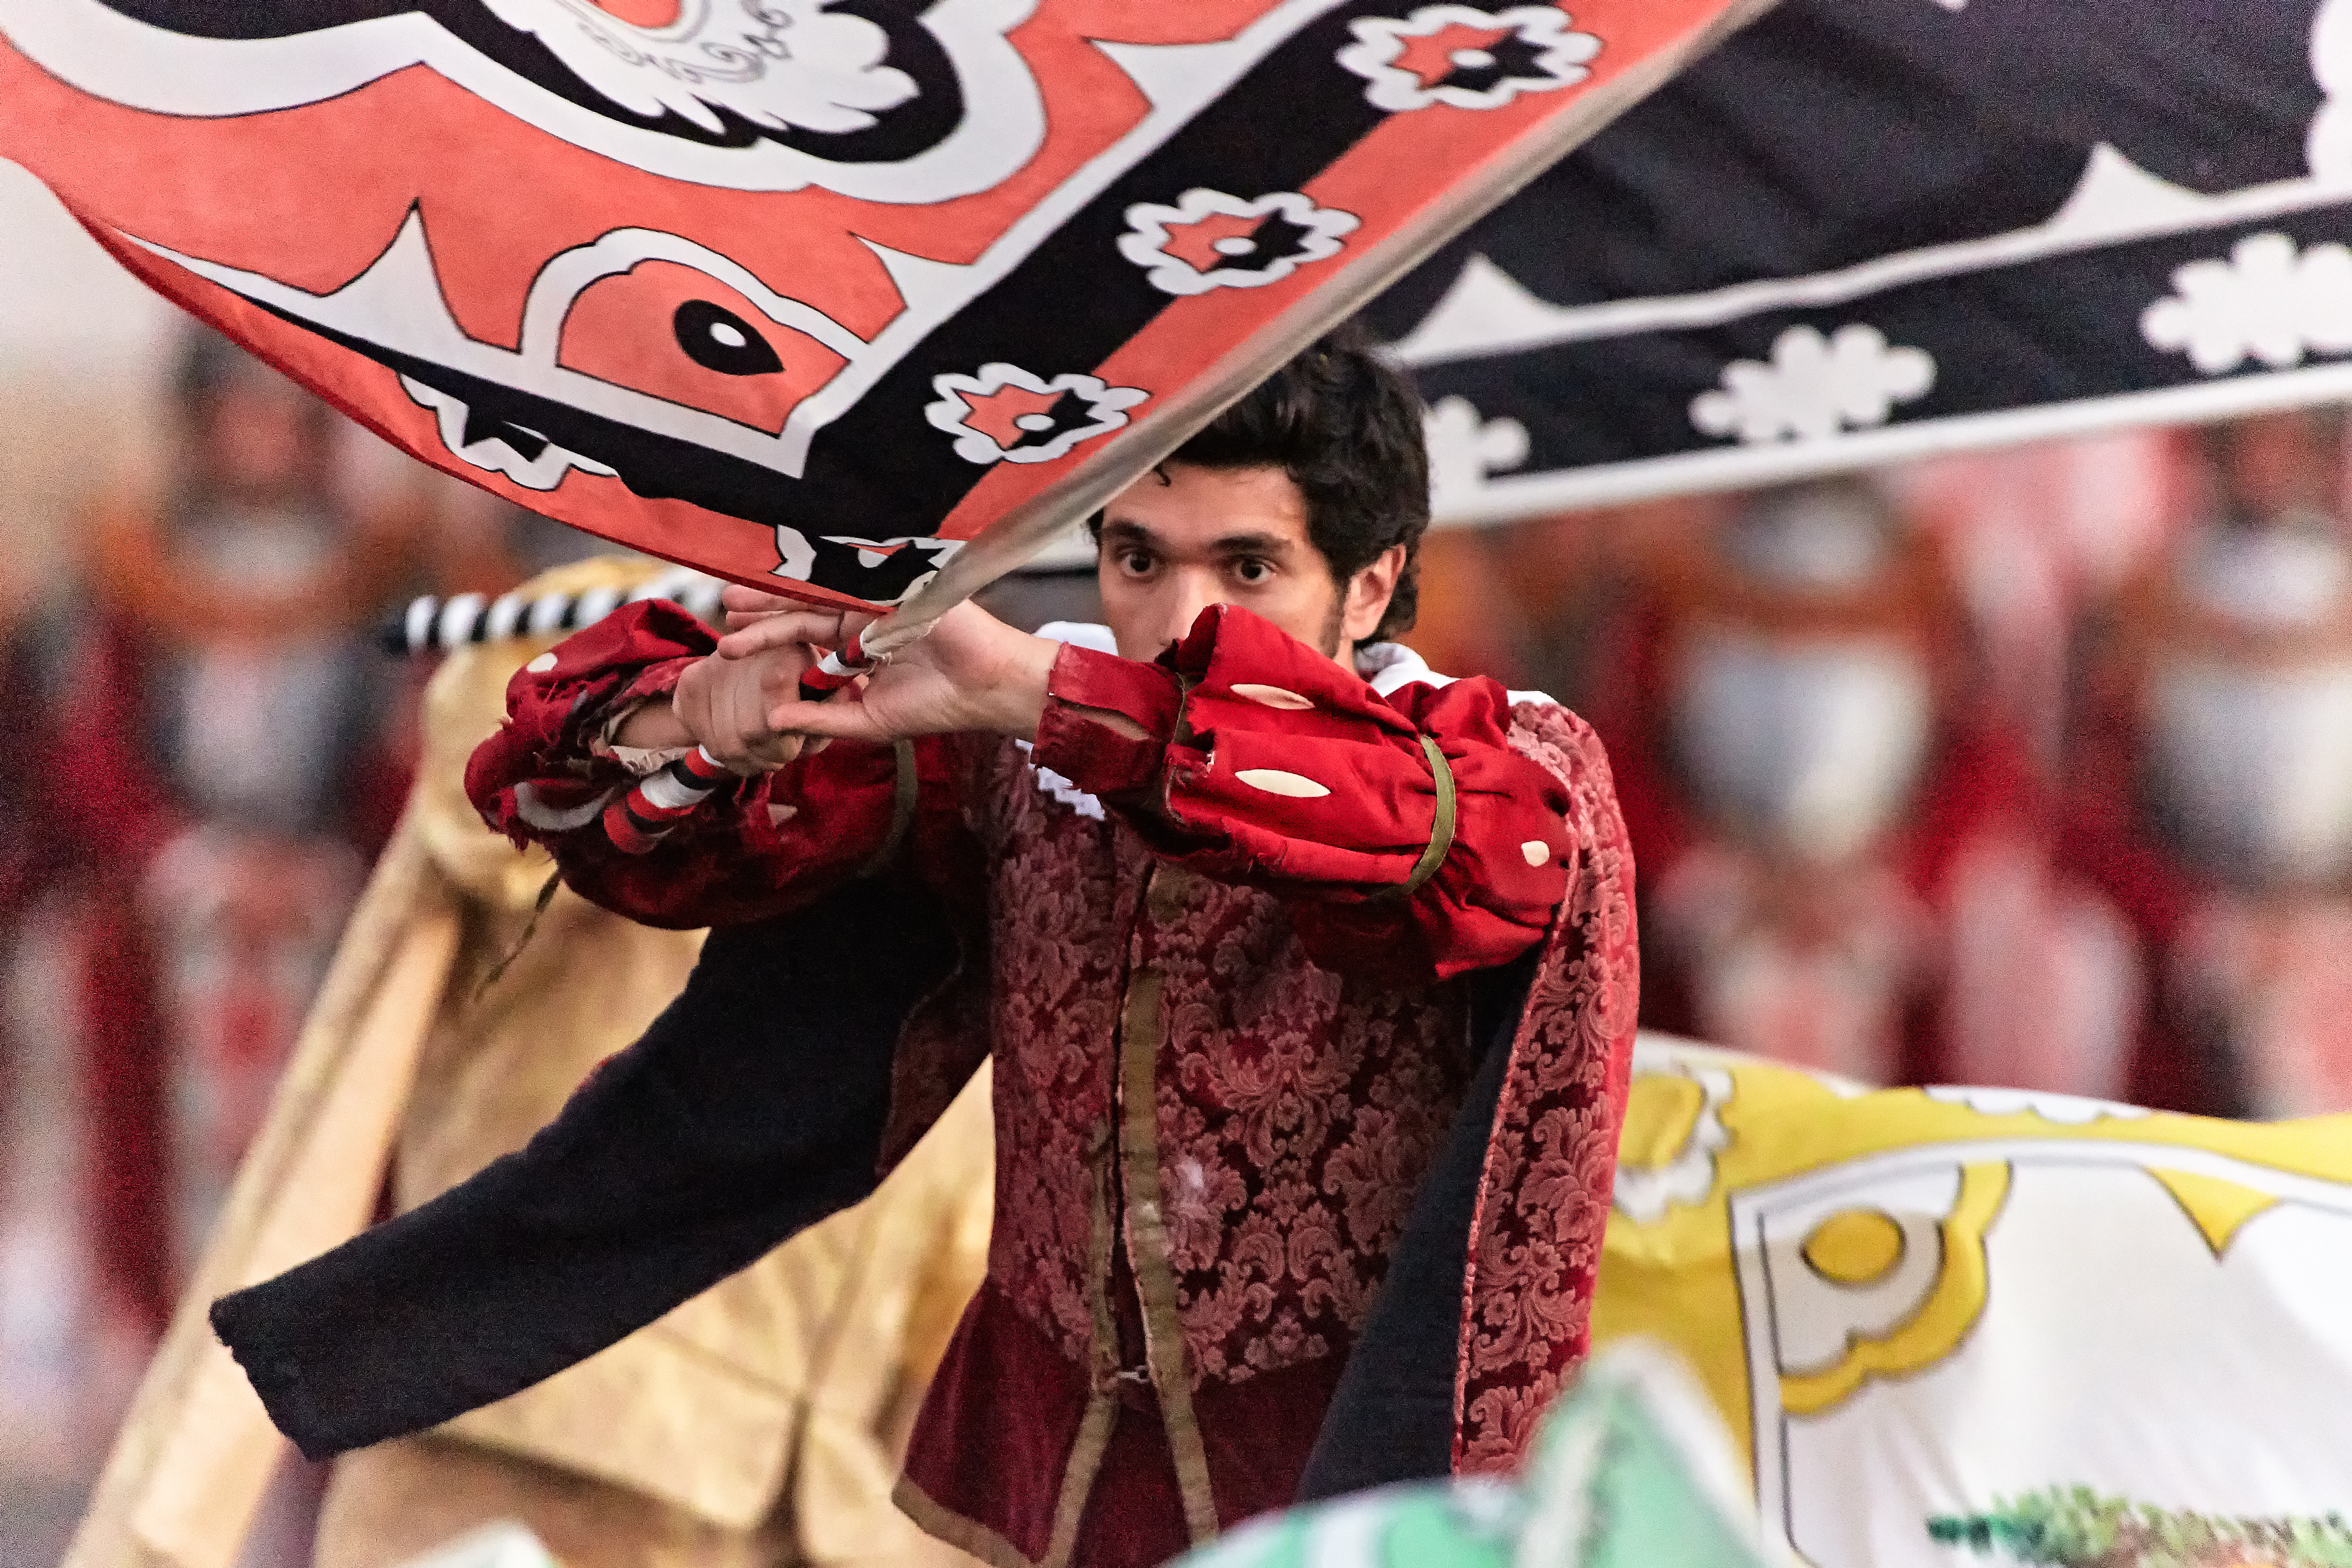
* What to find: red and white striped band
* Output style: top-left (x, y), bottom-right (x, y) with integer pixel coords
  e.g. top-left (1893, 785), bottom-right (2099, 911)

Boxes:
top-left (604, 746), bottom-right (733, 855)
top-left (797, 627), bottom-right (871, 704)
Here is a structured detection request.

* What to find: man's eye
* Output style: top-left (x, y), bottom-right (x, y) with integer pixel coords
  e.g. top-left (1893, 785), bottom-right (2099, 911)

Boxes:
top-left (1120, 552), bottom-right (1156, 576)
top-left (1233, 558), bottom-right (1272, 584)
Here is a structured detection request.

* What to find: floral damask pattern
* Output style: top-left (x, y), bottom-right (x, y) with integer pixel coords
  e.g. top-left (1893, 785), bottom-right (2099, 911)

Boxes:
top-left (1454, 702), bottom-right (1639, 1471)
top-left (1145, 877), bottom-right (1469, 1385)
top-left (954, 696), bottom-right (1635, 1452)
top-left (967, 735), bottom-right (1133, 1365)
top-left (969, 697), bottom-right (1634, 1437)
top-left (973, 731), bottom-right (1475, 1385)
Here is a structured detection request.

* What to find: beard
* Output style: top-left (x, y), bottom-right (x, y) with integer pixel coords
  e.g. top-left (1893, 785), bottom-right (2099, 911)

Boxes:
top-left (1318, 595), bottom-right (1348, 660)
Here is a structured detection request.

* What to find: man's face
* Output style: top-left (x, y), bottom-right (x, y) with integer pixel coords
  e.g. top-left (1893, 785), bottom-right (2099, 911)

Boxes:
top-left (1095, 462), bottom-right (1400, 665)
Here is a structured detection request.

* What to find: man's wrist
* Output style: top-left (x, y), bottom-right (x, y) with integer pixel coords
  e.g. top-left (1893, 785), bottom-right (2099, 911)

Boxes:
top-left (612, 695), bottom-right (693, 751)
top-left (974, 630), bottom-right (1059, 741)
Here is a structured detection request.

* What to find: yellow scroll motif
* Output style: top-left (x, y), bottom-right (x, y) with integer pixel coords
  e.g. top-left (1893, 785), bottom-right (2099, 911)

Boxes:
top-left (1800, 1209), bottom-right (1907, 1287)
top-left (2147, 1168), bottom-right (2280, 1258)
top-left (1779, 1162), bottom-right (2011, 1417)
top-left (1620, 1072), bottom-right (1713, 1174)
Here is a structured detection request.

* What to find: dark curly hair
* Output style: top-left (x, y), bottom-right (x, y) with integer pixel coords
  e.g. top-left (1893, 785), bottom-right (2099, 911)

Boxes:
top-left (1115, 323), bottom-right (1431, 642)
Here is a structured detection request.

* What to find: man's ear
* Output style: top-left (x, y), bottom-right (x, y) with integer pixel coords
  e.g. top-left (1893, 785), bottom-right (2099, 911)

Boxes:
top-left (1340, 544), bottom-right (1407, 645)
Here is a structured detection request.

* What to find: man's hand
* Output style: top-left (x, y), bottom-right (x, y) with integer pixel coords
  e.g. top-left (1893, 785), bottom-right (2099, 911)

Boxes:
top-left (617, 586), bottom-right (1149, 769)
top-left (609, 617), bottom-right (830, 773)
top-left (617, 588), bottom-right (1058, 767)
top-left (715, 596), bottom-right (1059, 748)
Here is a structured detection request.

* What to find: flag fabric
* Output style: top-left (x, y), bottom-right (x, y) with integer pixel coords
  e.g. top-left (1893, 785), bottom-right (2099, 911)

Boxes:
top-left (0, 0), bottom-right (1762, 615)
top-left (1375, 0), bottom-right (2352, 526)
top-left (1591, 1038), bottom-right (2352, 1568)
top-left (1173, 1344), bottom-right (1776, 1568)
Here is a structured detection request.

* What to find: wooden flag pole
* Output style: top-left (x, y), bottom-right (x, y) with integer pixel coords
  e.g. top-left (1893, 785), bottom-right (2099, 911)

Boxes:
top-left (62, 812), bottom-right (461, 1568)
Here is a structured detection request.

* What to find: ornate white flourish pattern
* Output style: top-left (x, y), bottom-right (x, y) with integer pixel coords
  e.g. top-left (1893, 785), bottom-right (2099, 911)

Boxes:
top-left (924, 363), bottom-right (1149, 466)
top-left (483, 0), bottom-right (918, 134)
top-left (1116, 189), bottom-right (1362, 296)
top-left (1688, 323), bottom-right (1936, 445)
top-left (2141, 232), bottom-right (2352, 374)
top-left (1337, 5), bottom-right (1602, 113)
top-left (1611, 1051), bottom-right (1733, 1223)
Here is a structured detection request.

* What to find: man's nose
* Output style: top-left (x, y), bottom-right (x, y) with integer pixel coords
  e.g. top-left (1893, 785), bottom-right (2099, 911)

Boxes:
top-left (1156, 570), bottom-right (1224, 650)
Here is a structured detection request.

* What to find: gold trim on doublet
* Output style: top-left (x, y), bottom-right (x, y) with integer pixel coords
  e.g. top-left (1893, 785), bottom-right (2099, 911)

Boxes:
top-left (1117, 960), bottom-right (1219, 1546)
top-left (1039, 1154), bottom-right (1125, 1567)
top-left (894, 1474), bottom-right (1043, 1568)
top-left (1374, 733), bottom-right (1457, 903)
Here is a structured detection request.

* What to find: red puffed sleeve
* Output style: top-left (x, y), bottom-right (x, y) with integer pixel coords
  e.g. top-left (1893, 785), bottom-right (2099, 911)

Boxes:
top-left (1031, 604), bottom-right (1576, 981)
top-left (464, 600), bottom-right (946, 928)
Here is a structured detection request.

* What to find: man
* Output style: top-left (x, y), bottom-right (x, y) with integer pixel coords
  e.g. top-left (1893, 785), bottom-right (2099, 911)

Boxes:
top-left (215, 334), bottom-right (1637, 1568)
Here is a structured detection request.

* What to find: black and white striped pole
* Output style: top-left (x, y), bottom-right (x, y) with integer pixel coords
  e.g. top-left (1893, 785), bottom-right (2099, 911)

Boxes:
top-left (380, 568), bottom-right (726, 655)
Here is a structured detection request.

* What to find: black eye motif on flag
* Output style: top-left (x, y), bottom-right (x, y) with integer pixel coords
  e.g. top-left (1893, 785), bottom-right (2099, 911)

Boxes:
top-left (1338, 4), bottom-right (1602, 113)
top-left (1117, 189), bottom-right (1362, 296)
top-left (674, 300), bottom-right (785, 376)
top-left (18, 0), bottom-right (1045, 199)
top-left (126, 210), bottom-right (872, 504)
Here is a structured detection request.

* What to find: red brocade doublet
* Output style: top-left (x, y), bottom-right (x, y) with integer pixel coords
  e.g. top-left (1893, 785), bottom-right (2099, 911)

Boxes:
top-left (971, 729), bottom-right (1471, 1390)
top-left (466, 606), bottom-right (1638, 1568)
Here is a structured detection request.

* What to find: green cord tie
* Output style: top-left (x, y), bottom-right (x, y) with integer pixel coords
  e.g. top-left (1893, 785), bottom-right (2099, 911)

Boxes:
top-left (1376, 733), bottom-right (1456, 904)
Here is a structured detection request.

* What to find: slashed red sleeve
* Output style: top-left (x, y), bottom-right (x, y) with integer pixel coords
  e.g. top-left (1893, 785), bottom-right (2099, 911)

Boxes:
top-left (1029, 634), bottom-right (1182, 794)
top-left (1032, 605), bottom-right (1575, 981)
top-left (464, 599), bottom-right (931, 928)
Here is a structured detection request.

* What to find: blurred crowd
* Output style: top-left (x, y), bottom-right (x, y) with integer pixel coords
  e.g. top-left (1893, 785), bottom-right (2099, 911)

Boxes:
top-left (6, 323), bottom-right (2352, 1562)
top-left (0, 329), bottom-right (611, 1564)
top-left (1411, 407), bottom-right (2352, 1118)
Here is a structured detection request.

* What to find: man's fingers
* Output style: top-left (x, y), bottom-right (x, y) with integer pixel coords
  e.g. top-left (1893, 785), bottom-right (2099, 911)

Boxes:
top-left (743, 732), bottom-right (804, 771)
top-left (716, 609), bottom-right (845, 660)
top-left (731, 667), bottom-right (806, 772)
top-left (704, 677), bottom-right (765, 775)
top-left (677, 653), bottom-right (788, 774)
top-left (719, 584), bottom-right (800, 633)
top-left (764, 697), bottom-right (892, 747)
top-left (719, 583), bottom-right (803, 619)
top-left (722, 606), bottom-right (809, 635)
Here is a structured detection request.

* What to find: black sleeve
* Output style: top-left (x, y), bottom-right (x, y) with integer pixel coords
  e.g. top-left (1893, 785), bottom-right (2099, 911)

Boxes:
top-left (210, 873), bottom-right (959, 1461)
top-left (1292, 948), bottom-right (1538, 1501)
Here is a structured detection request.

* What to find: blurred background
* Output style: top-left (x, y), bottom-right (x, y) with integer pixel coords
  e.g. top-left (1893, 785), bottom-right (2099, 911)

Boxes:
top-left (9, 159), bottom-right (2352, 1563)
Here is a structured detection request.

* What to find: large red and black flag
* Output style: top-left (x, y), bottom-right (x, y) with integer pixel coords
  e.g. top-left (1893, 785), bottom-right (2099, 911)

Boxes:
top-left (0, 0), bottom-right (1763, 612)
top-left (1374, 0), bottom-right (2352, 524)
